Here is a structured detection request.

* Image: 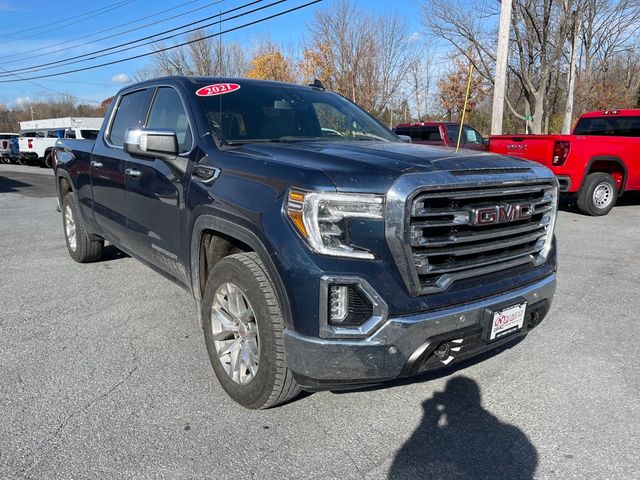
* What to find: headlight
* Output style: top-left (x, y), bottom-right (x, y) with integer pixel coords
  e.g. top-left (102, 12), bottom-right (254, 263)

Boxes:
top-left (286, 189), bottom-right (384, 259)
top-left (535, 181), bottom-right (558, 265)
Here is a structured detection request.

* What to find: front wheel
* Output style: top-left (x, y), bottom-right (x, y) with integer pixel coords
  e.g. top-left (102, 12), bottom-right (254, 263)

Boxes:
top-left (62, 193), bottom-right (104, 262)
top-left (577, 172), bottom-right (618, 216)
top-left (201, 252), bottom-right (300, 409)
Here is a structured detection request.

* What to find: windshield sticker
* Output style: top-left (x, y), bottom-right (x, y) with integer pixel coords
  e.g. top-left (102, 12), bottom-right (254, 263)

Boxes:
top-left (196, 83), bottom-right (240, 97)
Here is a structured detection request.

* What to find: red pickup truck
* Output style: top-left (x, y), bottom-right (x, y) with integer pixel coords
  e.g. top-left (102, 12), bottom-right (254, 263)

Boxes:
top-left (394, 122), bottom-right (488, 151)
top-left (489, 109), bottom-right (640, 215)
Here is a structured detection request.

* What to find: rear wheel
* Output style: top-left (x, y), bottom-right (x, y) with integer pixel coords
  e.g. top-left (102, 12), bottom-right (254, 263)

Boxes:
top-left (44, 153), bottom-right (53, 168)
top-left (577, 172), bottom-right (618, 216)
top-left (62, 193), bottom-right (104, 262)
top-left (201, 252), bottom-right (300, 409)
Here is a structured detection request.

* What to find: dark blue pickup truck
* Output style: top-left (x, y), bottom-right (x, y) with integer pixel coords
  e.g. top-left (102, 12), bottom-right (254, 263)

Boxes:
top-left (54, 76), bottom-right (558, 409)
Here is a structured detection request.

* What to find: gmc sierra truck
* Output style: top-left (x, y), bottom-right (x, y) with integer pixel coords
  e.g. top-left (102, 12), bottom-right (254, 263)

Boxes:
top-left (489, 109), bottom-right (640, 216)
top-left (53, 77), bottom-right (558, 409)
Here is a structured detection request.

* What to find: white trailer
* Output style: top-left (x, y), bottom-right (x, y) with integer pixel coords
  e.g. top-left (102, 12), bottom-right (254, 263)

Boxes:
top-left (18, 117), bottom-right (103, 167)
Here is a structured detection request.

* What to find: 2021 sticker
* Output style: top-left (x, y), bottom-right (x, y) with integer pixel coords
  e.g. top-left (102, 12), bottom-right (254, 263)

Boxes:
top-left (195, 83), bottom-right (241, 97)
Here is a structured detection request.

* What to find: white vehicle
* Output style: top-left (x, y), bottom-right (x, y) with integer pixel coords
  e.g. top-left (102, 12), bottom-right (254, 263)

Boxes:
top-left (18, 117), bottom-right (102, 167)
top-left (0, 133), bottom-right (18, 163)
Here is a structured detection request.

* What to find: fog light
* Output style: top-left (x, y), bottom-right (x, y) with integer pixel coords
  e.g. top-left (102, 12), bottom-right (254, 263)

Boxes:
top-left (329, 285), bottom-right (348, 323)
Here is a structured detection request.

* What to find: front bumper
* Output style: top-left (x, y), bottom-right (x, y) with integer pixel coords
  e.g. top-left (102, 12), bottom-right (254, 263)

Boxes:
top-left (284, 273), bottom-right (556, 390)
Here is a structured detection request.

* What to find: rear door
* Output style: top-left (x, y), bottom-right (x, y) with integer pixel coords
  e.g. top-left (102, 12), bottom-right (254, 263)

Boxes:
top-left (124, 86), bottom-right (195, 282)
top-left (91, 88), bottom-right (153, 248)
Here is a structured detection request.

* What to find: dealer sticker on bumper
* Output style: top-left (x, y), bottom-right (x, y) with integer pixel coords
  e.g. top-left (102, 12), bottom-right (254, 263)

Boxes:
top-left (490, 302), bottom-right (527, 341)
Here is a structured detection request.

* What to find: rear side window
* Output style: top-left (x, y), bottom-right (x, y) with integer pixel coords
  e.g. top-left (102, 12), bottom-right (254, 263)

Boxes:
top-left (109, 89), bottom-right (152, 147)
top-left (65, 129), bottom-right (76, 139)
top-left (47, 130), bottom-right (64, 138)
top-left (394, 127), bottom-right (411, 136)
top-left (412, 126), bottom-right (442, 141)
top-left (574, 116), bottom-right (640, 137)
top-left (80, 130), bottom-right (99, 140)
top-left (146, 87), bottom-right (193, 152)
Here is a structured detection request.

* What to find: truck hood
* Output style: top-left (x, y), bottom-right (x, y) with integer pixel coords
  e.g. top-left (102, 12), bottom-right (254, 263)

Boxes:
top-left (232, 141), bottom-right (544, 192)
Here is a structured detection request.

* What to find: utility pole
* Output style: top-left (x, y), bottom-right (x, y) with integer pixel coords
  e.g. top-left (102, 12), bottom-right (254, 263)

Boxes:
top-left (562, 9), bottom-right (580, 134)
top-left (491, 0), bottom-right (513, 135)
top-left (30, 106), bottom-right (35, 121)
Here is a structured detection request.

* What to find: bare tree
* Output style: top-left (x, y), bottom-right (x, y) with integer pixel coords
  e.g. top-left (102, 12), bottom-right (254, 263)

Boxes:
top-left (424, 0), bottom-right (576, 133)
top-left (302, 0), bottom-right (413, 117)
top-left (149, 30), bottom-right (248, 78)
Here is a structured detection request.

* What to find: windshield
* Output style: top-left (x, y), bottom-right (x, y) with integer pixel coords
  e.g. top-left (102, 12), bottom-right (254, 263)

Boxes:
top-left (195, 83), bottom-right (399, 145)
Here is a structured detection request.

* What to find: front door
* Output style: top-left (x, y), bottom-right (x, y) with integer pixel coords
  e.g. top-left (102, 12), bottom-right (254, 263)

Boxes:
top-left (124, 86), bottom-right (195, 283)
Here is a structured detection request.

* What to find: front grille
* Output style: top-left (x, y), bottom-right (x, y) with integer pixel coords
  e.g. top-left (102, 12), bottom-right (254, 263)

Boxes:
top-left (408, 183), bottom-right (556, 293)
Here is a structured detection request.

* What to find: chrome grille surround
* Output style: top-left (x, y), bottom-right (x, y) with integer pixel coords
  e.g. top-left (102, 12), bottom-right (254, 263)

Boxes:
top-left (385, 168), bottom-right (558, 296)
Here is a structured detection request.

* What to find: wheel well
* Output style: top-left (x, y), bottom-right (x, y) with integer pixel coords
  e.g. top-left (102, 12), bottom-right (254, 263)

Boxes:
top-left (198, 230), bottom-right (251, 295)
top-left (588, 160), bottom-right (625, 191)
top-left (59, 177), bottom-right (72, 199)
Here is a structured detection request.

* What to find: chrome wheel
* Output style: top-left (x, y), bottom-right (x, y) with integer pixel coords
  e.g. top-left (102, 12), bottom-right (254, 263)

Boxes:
top-left (210, 282), bottom-right (259, 385)
top-left (64, 204), bottom-right (77, 251)
top-left (593, 182), bottom-right (613, 209)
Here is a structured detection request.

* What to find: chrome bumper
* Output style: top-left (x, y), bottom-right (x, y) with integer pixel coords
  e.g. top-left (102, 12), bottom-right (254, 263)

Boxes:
top-left (284, 273), bottom-right (556, 390)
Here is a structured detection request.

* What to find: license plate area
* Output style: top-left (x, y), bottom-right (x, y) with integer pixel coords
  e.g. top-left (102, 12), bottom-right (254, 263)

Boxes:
top-left (483, 298), bottom-right (527, 342)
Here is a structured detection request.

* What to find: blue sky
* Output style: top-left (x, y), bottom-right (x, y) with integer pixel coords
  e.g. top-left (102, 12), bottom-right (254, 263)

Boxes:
top-left (0, 0), bottom-right (423, 108)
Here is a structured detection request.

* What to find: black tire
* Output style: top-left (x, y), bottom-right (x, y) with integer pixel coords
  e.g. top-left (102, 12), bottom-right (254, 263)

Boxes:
top-left (577, 172), bottom-right (618, 216)
top-left (61, 193), bottom-right (104, 263)
top-left (44, 153), bottom-right (53, 168)
top-left (201, 252), bottom-right (300, 409)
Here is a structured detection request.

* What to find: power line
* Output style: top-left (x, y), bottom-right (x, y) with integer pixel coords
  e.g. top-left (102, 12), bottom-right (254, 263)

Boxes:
top-left (0, 66), bottom-right (102, 104)
top-left (0, 0), bottom-right (270, 78)
top-left (0, 1), bottom-right (137, 43)
top-left (3, 0), bottom-right (220, 64)
top-left (0, 0), bottom-right (322, 83)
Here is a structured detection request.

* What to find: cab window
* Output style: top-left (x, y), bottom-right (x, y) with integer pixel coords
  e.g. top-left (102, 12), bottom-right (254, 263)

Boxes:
top-left (146, 87), bottom-right (193, 153)
top-left (108, 89), bottom-right (152, 147)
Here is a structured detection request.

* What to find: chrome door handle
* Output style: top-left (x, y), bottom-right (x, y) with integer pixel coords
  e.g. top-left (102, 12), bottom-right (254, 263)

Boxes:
top-left (90, 160), bottom-right (103, 168)
top-left (125, 168), bottom-right (142, 178)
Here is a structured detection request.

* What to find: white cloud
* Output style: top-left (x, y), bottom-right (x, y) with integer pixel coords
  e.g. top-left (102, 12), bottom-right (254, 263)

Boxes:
top-left (408, 32), bottom-right (423, 43)
top-left (111, 73), bottom-right (130, 84)
top-left (14, 96), bottom-right (33, 106)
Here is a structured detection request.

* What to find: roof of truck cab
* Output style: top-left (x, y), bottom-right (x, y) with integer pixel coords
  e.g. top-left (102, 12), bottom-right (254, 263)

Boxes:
top-left (580, 109), bottom-right (640, 118)
top-left (120, 76), bottom-right (325, 92)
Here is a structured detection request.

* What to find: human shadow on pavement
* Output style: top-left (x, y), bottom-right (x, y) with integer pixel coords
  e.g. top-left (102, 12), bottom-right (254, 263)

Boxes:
top-left (388, 376), bottom-right (538, 480)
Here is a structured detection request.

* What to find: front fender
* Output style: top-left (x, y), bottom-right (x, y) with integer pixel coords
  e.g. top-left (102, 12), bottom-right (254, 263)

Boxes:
top-left (189, 213), bottom-right (294, 330)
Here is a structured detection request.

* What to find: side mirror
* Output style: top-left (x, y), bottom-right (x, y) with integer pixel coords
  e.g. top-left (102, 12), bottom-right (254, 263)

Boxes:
top-left (124, 128), bottom-right (178, 159)
top-left (397, 134), bottom-right (412, 143)
top-left (124, 128), bottom-right (188, 174)
top-left (483, 137), bottom-right (489, 146)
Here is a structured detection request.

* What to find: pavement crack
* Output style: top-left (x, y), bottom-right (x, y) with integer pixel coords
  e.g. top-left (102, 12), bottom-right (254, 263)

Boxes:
top-left (22, 363), bottom-right (139, 477)
top-left (52, 364), bottom-right (139, 438)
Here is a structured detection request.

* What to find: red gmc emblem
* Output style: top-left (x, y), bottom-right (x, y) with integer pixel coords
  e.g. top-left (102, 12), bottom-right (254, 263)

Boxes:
top-left (471, 203), bottom-right (533, 226)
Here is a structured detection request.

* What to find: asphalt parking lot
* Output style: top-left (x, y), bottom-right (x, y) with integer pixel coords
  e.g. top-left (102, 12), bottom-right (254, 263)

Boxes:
top-left (1, 164), bottom-right (639, 480)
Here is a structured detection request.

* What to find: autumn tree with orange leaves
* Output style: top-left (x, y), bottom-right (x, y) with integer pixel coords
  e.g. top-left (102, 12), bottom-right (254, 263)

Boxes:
top-left (438, 58), bottom-right (488, 122)
top-left (246, 43), bottom-right (296, 83)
